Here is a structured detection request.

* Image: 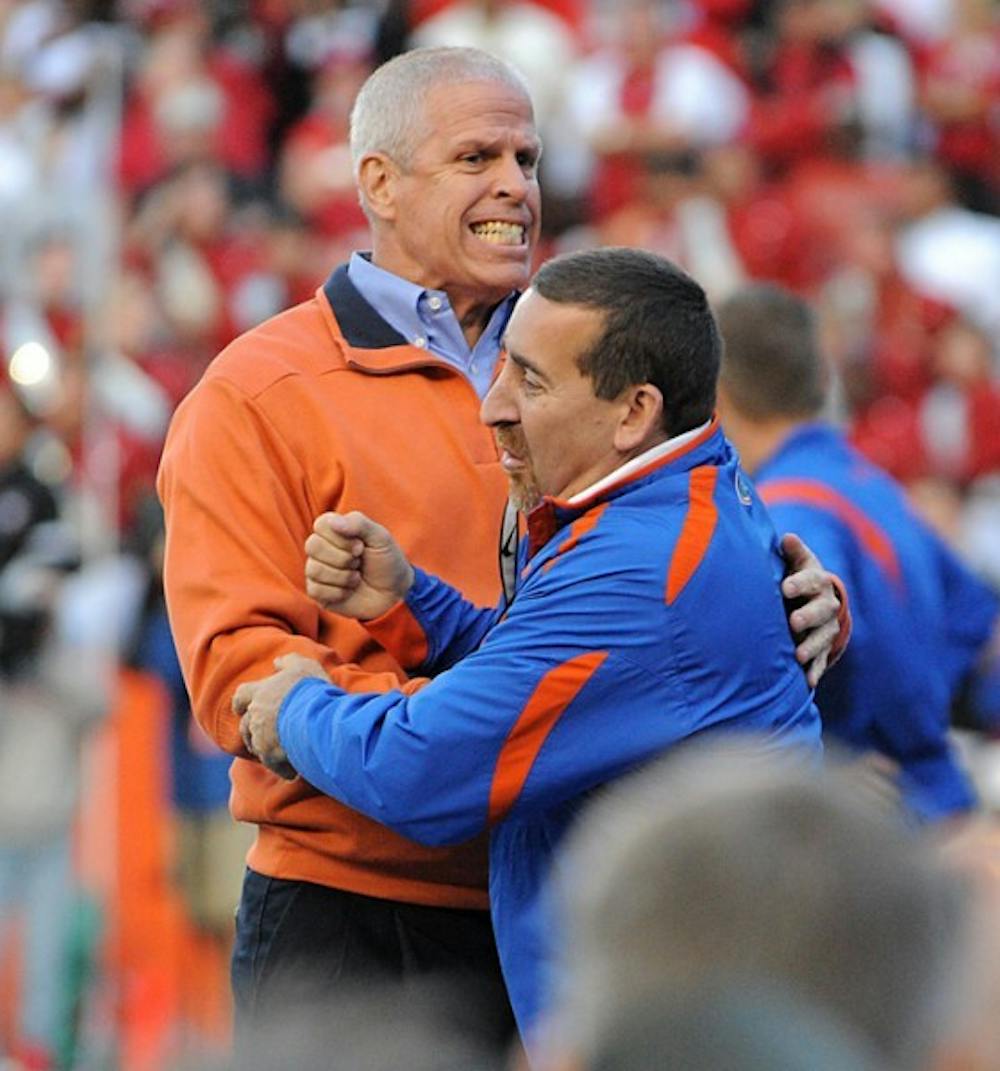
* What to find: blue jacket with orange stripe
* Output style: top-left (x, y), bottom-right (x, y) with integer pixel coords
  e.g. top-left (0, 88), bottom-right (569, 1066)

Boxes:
top-left (755, 422), bottom-right (999, 821)
top-left (277, 421), bottom-right (821, 1037)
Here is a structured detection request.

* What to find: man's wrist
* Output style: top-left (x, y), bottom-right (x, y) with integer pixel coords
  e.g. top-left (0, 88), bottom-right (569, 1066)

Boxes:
top-left (358, 562), bottom-right (414, 621)
top-left (399, 563), bottom-right (415, 601)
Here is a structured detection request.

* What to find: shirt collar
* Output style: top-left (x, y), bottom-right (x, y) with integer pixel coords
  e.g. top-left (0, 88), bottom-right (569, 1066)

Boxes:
top-left (347, 251), bottom-right (436, 341)
top-left (347, 252), bottom-right (516, 396)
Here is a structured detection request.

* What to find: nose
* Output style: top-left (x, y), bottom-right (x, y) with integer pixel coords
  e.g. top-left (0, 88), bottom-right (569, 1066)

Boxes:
top-left (493, 153), bottom-right (532, 202)
top-left (481, 360), bottom-right (518, 428)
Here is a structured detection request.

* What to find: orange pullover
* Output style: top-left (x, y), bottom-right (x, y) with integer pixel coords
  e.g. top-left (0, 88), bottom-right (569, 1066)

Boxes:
top-left (157, 268), bottom-right (508, 908)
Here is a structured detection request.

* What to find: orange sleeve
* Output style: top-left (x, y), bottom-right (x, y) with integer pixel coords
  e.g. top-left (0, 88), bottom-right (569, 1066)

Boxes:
top-left (157, 375), bottom-right (404, 755)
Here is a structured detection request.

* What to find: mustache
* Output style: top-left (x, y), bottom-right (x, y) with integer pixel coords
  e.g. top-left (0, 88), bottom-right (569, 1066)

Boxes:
top-left (494, 426), bottom-right (528, 453)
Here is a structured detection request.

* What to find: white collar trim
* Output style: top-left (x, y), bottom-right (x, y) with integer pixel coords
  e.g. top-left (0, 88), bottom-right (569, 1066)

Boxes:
top-left (567, 420), bottom-right (713, 505)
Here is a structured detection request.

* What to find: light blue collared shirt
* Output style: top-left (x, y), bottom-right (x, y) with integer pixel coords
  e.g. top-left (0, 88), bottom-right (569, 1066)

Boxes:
top-left (347, 252), bottom-right (514, 399)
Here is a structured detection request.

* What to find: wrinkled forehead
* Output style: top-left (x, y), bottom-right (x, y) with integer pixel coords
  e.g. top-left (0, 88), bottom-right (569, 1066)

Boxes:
top-left (414, 76), bottom-right (538, 143)
top-left (504, 290), bottom-right (606, 372)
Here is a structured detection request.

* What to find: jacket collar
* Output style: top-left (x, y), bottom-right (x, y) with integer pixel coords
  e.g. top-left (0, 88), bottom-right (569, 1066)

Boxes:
top-left (525, 417), bottom-right (721, 557)
top-left (320, 264), bottom-right (455, 375)
top-left (322, 264), bottom-right (407, 349)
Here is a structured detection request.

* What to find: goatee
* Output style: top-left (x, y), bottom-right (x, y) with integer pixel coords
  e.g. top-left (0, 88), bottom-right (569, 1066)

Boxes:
top-left (507, 475), bottom-right (542, 513)
top-left (496, 426), bottom-right (542, 513)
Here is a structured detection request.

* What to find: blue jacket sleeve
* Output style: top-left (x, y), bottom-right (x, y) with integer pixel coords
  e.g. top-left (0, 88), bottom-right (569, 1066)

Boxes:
top-left (397, 566), bottom-right (501, 674)
top-left (277, 541), bottom-right (681, 846)
top-left (765, 498), bottom-right (961, 763)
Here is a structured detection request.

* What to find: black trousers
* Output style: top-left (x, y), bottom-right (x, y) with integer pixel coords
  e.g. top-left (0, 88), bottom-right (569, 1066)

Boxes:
top-left (231, 868), bottom-right (514, 1058)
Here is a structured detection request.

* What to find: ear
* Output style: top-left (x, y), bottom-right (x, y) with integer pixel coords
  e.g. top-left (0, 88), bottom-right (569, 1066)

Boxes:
top-left (357, 153), bottom-right (399, 223)
top-left (613, 383), bottom-right (664, 453)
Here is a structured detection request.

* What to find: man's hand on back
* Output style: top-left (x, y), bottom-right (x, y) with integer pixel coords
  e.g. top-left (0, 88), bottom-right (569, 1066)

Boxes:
top-left (780, 532), bottom-right (847, 688)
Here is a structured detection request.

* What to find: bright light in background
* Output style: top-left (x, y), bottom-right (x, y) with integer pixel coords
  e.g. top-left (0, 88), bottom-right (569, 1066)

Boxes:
top-left (9, 340), bottom-right (54, 387)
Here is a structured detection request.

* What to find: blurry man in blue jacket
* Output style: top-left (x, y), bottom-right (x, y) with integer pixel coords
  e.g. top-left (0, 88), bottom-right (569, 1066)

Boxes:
top-left (716, 282), bottom-right (1000, 823)
top-left (234, 248), bottom-right (833, 1046)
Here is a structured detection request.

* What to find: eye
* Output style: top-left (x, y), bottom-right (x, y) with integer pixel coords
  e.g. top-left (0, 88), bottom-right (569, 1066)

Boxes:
top-left (460, 151), bottom-right (486, 166)
top-left (517, 151), bottom-right (539, 176)
top-left (520, 376), bottom-right (543, 396)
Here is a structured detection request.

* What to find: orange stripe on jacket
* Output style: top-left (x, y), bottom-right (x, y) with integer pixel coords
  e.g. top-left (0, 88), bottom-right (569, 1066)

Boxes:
top-left (542, 503), bottom-right (610, 573)
top-left (488, 651), bottom-right (609, 824)
top-left (761, 479), bottom-right (901, 586)
top-left (666, 466), bottom-right (718, 604)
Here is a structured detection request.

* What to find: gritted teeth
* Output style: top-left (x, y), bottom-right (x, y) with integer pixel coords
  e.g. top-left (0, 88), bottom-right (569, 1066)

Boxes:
top-left (470, 221), bottom-right (526, 245)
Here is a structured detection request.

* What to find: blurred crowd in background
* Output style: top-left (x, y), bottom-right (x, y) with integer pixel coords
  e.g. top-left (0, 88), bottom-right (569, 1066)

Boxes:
top-left (0, 0), bottom-right (999, 1068)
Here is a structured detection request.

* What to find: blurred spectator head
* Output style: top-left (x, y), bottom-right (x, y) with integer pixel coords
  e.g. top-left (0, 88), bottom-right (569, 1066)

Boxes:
top-left (549, 741), bottom-right (972, 1071)
top-left (132, 1), bottom-right (208, 96)
top-left (0, 61), bottom-right (27, 116)
top-left (935, 821), bottom-right (1000, 1071)
top-left (129, 0), bottom-right (208, 44)
top-left (931, 317), bottom-right (994, 389)
top-left (716, 281), bottom-right (829, 423)
top-left (775, 0), bottom-right (873, 46)
top-left (106, 267), bottom-right (163, 357)
top-left (265, 206), bottom-right (325, 304)
top-left (839, 209), bottom-right (897, 278)
top-left (40, 353), bottom-right (87, 447)
top-left (167, 158), bottom-right (230, 243)
top-left (311, 45), bottom-right (372, 121)
top-left (637, 149), bottom-right (702, 209)
top-left (29, 227), bottom-right (81, 312)
top-left (283, 1), bottom-right (378, 75)
top-left (898, 158), bottom-right (955, 221)
top-left (615, 0), bottom-right (672, 62)
top-left (701, 142), bottom-right (763, 203)
top-left (776, 0), bottom-right (836, 44)
top-left (234, 975), bottom-right (507, 1071)
top-left (153, 76), bottom-right (224, 171)
top-left (571, 982), bottom-right (880, 1071)
top-left (906, 475), bottom-right (967, 546)
top-left (0, 367), bottom-right (34, 465)
top-left (819, 0), bottom-right (874, 40)
top-left (953, 0), bottom-right (994, 33)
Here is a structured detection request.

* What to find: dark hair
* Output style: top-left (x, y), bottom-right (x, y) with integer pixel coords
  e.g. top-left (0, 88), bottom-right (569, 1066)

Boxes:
top-left (716, 283), bottom-right (827, 420)
top-left (531, 248), bottom-right (720, 437)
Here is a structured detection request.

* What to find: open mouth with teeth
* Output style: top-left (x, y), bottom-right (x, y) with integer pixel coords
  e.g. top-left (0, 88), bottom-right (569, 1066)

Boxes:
top-left (470, 221), bottom-right (527, 245)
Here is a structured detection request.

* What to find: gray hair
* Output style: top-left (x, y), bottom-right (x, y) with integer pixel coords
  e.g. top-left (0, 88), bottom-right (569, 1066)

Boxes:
top-left (348, 46), bottom-right (533, 175)
top-left (551, 741), bottom-right (973, 1071)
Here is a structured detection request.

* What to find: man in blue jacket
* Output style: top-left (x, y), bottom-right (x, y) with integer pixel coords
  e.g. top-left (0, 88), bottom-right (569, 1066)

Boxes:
top-left (716, 283), bottom-right (999, 822)
top-left (235, 249), bottom-right (825, 1044)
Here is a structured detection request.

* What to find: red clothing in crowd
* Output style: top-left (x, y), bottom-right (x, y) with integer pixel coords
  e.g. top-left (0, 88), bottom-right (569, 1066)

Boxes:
top-left (919, 21), bottom-right (1000, 193)
top-left (119, 49), bottom-right (274, 196)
